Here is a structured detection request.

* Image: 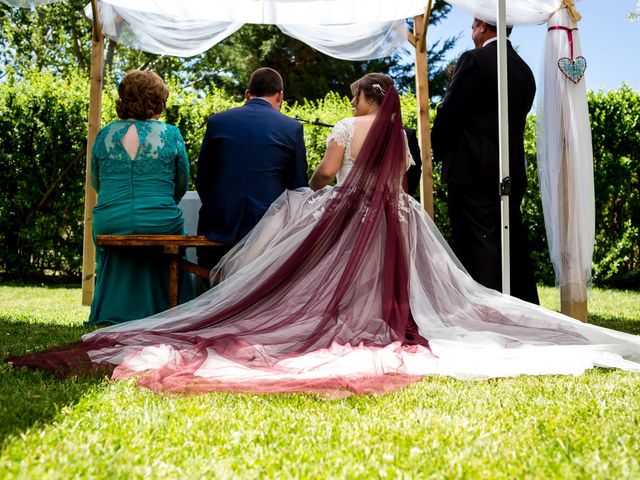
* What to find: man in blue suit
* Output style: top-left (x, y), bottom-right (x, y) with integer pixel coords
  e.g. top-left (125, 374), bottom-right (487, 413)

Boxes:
top-left (196, 67), bottom-right (308, 270)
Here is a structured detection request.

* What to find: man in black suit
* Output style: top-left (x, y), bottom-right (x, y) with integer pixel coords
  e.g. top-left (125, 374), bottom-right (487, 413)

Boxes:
top-left (196, 67), bottom-right (308, 270)
top-left (431, 18), bottom-right (539, 304)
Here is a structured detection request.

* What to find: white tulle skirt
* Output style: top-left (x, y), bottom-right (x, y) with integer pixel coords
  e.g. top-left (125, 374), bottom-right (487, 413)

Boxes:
top-left (73, 186), bottom-right (640, 395)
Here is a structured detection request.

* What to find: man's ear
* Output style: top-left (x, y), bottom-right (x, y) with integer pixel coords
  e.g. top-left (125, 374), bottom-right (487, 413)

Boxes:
top-left (276, 91), bottom-right (284, 107)
top-left (244, 89), bottom-right (251, 101)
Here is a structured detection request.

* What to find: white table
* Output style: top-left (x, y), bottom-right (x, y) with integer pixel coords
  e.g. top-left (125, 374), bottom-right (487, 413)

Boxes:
top-left (177, 191), bottom-right (202, 262)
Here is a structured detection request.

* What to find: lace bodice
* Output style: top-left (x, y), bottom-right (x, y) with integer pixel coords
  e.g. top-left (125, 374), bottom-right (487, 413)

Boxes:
top-left (91, 120), bottom-right (189, 203)
top-left (326, 117), bottom-right (415, 185)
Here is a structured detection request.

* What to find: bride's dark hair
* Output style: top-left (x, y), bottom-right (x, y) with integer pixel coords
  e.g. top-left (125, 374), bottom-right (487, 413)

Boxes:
top-left (350, 73), bottom-right (394, 106)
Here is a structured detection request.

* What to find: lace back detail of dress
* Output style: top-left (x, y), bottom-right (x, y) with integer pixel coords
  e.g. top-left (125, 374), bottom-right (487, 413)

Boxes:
top-left (327, 117), bottom-right (404, 185)
top-left (121, 124), bottom-right (140, 160)
top-left (326, 118), bottom-right (353, 150)
top-left (97, 121), bottom-right (177, 176)
top-left (326, 118), bottom-right (357, 185)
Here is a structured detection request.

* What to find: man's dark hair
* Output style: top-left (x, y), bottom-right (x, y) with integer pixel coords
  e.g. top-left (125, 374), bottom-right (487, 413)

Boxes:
top-left (485, 22), bottom-right (513, 37)
top-left (248, 68), bottom-right (284, 97)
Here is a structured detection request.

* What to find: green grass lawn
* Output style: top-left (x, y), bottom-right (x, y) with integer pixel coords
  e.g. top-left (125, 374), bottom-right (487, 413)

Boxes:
top-left (1, 284), bottom-right (639, 479)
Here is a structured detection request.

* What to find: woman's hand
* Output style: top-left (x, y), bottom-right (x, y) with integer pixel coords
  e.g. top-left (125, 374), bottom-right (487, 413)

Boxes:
top-left (309, 140), bottom-right (345, 191)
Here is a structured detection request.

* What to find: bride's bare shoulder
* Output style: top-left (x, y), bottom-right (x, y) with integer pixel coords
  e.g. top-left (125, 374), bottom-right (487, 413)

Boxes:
top-left (336, 116), bottom-right (356, 127)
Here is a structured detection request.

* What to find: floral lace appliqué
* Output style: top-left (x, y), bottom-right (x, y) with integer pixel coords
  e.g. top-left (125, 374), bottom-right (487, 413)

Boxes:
top-left (312, 207), bottom-right (326, 221)
top-left (398, 196), bottom-right (411, 224)
top-left (90, 121), bottom-right (189, 200)
top-left (326, 119), bottom-right (352, 150)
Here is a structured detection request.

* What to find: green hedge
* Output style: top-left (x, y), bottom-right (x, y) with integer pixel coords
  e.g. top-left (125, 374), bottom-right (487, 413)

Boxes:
top-left (0, 71), bottom-right (94, 280)
top-left (1, 71), bottom-right (638, 287)
top-left (589, 85), bottom-right (640, 287)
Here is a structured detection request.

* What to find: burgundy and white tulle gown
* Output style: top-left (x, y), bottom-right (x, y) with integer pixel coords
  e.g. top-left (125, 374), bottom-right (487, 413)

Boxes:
top-left (8, 87), bottom-right (640, 395)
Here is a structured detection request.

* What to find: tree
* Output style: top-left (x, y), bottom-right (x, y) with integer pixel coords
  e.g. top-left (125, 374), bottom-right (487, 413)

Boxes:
top-left (0, 0), bottom-right (92, 79)
top-left (0, 1), bottom-right (186, 82)
top-left (630, 1), bottom-right (640, 21)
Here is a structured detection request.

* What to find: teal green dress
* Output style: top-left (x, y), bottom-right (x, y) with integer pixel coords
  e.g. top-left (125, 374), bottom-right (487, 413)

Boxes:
top-left (88, 120), bottom-right (196, 325)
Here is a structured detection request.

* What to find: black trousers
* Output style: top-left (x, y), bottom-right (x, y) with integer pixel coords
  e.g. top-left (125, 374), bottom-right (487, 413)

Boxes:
top-left (197, 245), bottom-right (233, 271)
top-left (447, 183), bottom-right (539, 305)
top-left (196, 245), bottom-right (234, 293)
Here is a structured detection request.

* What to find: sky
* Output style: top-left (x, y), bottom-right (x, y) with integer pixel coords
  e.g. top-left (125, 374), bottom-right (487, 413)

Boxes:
top-left (428, 0), bottom-right (640, 93)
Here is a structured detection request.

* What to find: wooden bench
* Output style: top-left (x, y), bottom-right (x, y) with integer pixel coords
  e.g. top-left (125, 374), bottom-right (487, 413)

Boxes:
top-left (95, 234), bottom-right (228, 308)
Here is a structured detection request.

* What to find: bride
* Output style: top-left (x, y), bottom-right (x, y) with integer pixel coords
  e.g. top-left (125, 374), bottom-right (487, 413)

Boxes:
top-left (8, 73), bottom-right (640, 395)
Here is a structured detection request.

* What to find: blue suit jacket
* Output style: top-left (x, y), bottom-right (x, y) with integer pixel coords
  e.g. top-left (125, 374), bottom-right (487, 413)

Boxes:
top-left (196, 98), bottom-right (308, 244)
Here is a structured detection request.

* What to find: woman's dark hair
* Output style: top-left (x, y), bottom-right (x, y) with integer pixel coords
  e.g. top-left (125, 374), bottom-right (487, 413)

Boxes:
top-left (116, 70), bottom-right (169, 120)
top-left (248, 67), bottom-right (284, 97)
top-left (350, 73), bottom-right (394, 106)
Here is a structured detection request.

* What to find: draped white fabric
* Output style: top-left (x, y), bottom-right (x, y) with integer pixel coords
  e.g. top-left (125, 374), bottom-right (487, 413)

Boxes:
top-left (443, 0), bottom-right (558, 25)
top-left (279, 21), bottom-right (408, 61)
top-left (89, 188), bottom-right (640, 382)
top-left (86, 150), bottom-right (640, 382)
top-left (536, 6), bottom-right (594, 301)
top-left (2, 0), bottom-right (418, 59)
top-left (84, 3), bottom-right (244, 58)
top-left (0, 0), bottom-right (58, 6)
top-left (90, 0), bottom-right (427, 25)
top-left (84, 4), bottom-right (409, 59)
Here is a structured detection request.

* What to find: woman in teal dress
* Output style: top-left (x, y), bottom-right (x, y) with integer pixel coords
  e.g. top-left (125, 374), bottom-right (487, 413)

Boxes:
top-left (88, 70), bottom-right (195, 324)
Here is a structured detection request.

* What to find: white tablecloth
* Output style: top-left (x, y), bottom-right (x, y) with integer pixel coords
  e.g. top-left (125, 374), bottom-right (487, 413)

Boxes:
top-left (177, 191), bottom-right (202, 262)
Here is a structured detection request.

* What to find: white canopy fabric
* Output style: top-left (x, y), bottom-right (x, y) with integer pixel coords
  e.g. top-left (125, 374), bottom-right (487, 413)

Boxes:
top-left (82, 1), bottom-right (415, 59)
top-left (2, 0), bottom-right (423, 59)
top-left (3, 0), bottom-right (595, 304)
top-left (1, 0), bottom-right (58, 5)
top-left (278, 21), bottom-right (409, 61)
top-left (91, 0), bottom-right (427, 25)
top-left (88, 3), bottom-right (244, 58)
top-left (536, 5), bottom-right (594, 301)
top-left (444, 0), bottom-right (559, 25)
top-left (85, 2), bottom-right (410, 59)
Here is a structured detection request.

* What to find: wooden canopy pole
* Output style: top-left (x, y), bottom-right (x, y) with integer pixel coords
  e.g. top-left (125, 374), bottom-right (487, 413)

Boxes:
top-left (81, 0), bottom-right (104, 305)
top-left (560, 140), bottom-right (588, 321)
top-left (412, 1), bottom-right (434, 218)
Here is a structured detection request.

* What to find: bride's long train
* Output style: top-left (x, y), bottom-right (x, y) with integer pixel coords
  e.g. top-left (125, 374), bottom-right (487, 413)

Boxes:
top-left (7, 87), bottom-right (640, 396)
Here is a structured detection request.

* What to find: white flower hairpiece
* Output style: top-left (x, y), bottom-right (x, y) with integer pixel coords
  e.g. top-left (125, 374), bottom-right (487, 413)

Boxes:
top-left (372, 83), bottom-right (386, 95)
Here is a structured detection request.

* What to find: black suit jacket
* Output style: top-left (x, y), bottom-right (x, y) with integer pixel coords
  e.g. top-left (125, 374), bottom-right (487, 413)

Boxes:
top-left (196, 99), bottom-right (308, 244)
top-left (431, 40), bottom-right (535, 196)
top-left (405, 127), bottom-right (422, 196)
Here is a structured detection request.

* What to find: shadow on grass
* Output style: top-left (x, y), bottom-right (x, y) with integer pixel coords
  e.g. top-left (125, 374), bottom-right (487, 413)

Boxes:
top-left (0, 278), bottom-right (81, 288)
top-left (589, 314), bottom-right (640, 335)
top-left (0, 317), bottom-right (106, 444)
